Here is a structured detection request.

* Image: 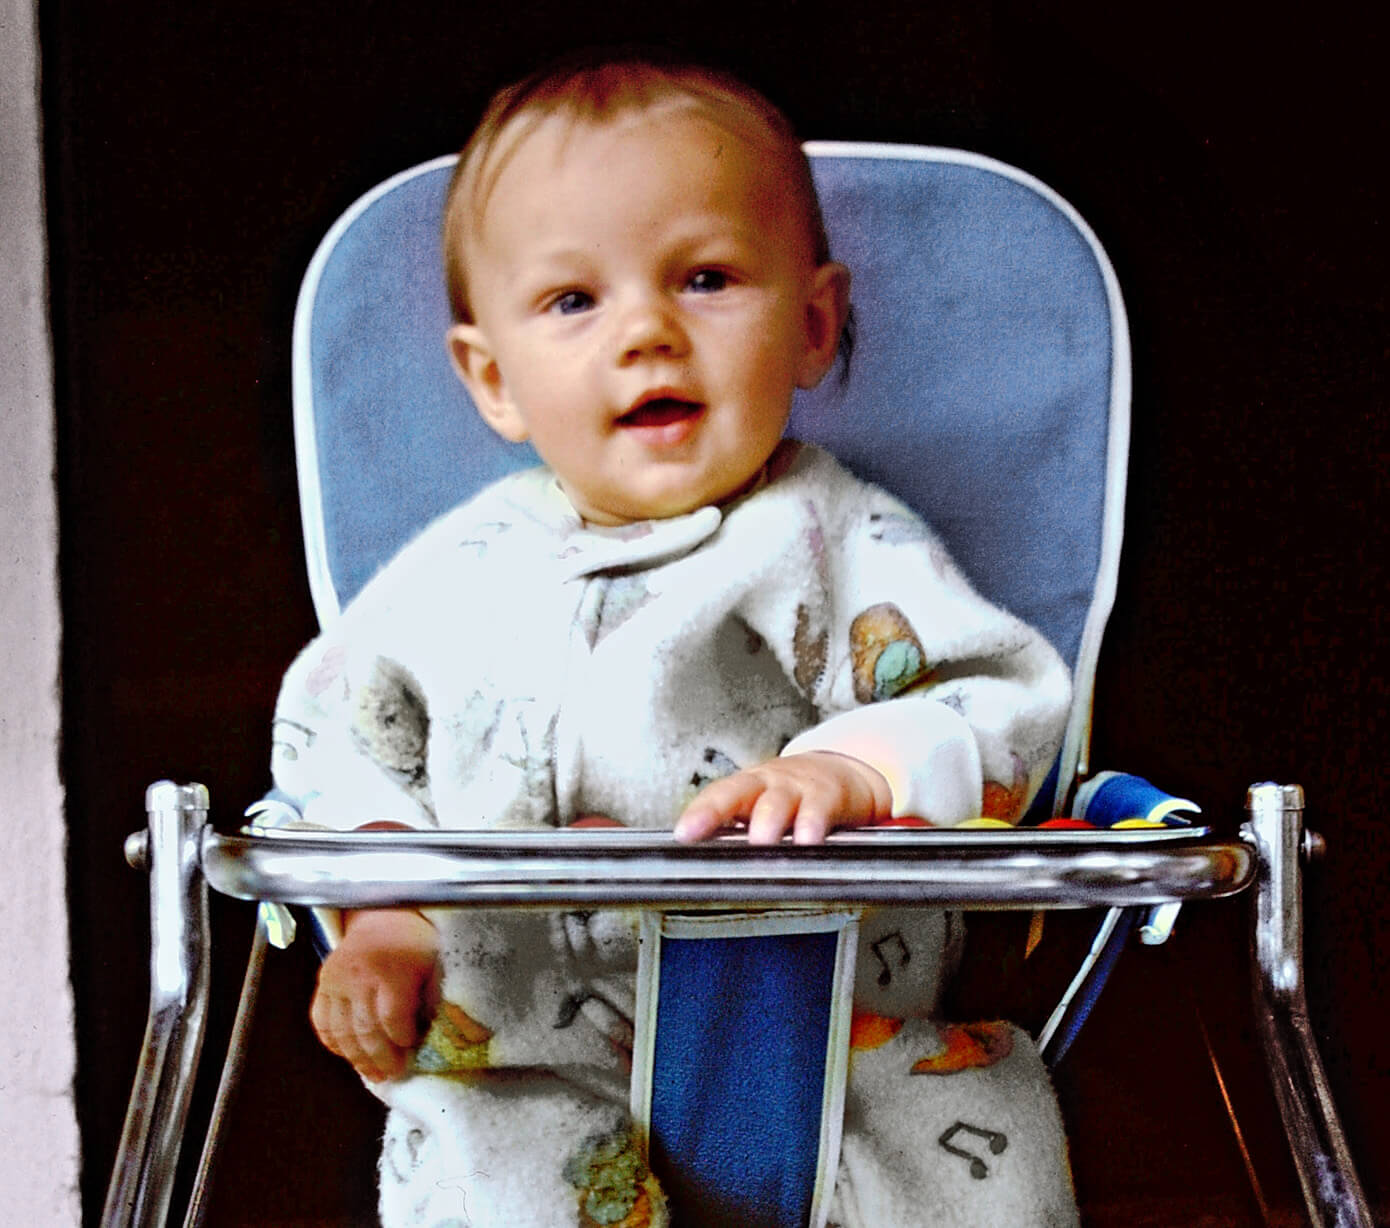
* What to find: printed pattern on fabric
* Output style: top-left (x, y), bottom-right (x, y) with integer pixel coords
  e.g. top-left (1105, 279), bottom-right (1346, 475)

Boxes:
top-left (271, 443), bottom-right (1076, 1226)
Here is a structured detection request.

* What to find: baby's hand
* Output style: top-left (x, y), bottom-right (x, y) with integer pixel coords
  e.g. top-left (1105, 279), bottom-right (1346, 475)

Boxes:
top-left (310, 908), bottom-right (440, 1083)
top-left (675, 751), bottom-right (892, 845)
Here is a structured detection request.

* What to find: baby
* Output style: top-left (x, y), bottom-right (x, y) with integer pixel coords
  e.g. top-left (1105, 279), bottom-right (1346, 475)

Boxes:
top-left (272, 54), bottom-right (1078, 1228)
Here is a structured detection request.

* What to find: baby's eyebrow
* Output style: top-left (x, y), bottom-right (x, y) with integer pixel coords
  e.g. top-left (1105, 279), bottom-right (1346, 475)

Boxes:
top-left (508, 251), bottom-right (599, 294)
top-left (664, 230), bottom-right (768, 265)
top-left (523, 244), bottom-right (597, 269)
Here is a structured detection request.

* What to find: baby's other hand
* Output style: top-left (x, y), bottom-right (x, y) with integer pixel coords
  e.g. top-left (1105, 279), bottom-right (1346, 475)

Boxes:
top-left (310, 908), bottom-right (439, 1083)
top-left (675, 751), bottom-right (891, 845)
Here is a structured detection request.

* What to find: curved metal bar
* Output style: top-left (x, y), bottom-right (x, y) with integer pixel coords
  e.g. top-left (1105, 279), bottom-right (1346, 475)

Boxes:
top-left (102, 783), bottom-right (212, 1228)
top-left (182, 919), bottom-right (269, 1228)
top-left (1245, 783), bottom-right (1374, 1227)
top-left (107, 781), bottom-right (1377, 1228)
top-left (203, 825), bottom-right (1255, 911)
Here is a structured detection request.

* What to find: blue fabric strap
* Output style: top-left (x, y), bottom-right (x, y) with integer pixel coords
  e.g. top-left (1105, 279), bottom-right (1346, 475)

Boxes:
top-left (648, 930), bottom-right (840, 1227)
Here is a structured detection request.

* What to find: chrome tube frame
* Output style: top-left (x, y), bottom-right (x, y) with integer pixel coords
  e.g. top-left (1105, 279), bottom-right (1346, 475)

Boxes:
top-left (1243, 783), bottom-right (1374, 1227)
top-left (106, 780), bottom-right (1371, 1227)
top-left (103, 783), bottom-right (212, 1228)
top-left (202, 824), bottom-right (1254, 911)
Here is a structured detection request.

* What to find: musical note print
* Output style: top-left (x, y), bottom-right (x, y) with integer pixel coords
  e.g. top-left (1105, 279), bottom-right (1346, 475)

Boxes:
top-left (938, 1121), bottom-right (1008, 1179)
top-left (870, 930), bottom-right (911, 987)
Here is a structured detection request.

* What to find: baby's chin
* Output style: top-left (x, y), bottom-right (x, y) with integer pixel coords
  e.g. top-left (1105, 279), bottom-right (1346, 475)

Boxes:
top-left (568, 482), bottom-right (743, 527)
top-left (573, 494), bottom-right (711, 527)
top-left (563, 445), bottom-right (789, 526)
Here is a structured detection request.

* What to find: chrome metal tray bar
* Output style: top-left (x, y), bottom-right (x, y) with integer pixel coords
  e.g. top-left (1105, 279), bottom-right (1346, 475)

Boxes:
top-left (105, 783), bottom-right (1289, 1228)
top-left (203, 824), bottom-right (1255, 911)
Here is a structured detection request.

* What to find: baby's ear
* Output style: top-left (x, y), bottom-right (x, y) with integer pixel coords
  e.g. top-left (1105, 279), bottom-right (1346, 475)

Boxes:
top-left (796, 261), bottom-right (852, 390)
top-left (446, 324), bottom-right (529, 443)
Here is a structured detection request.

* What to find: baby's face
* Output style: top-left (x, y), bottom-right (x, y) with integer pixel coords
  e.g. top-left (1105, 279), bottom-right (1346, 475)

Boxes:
top-left (449, 104), bottom-right (847, 525)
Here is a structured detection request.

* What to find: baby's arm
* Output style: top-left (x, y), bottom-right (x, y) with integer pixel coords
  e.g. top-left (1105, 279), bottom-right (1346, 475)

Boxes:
top-left (676, 668), bottom-right (1003, 845)
top-left (310, 907), bottom-right (440, 1083)
top-left (675, 751), bottom-right (891, 845)
top-left (685, 454), bottom-right (1071, 844)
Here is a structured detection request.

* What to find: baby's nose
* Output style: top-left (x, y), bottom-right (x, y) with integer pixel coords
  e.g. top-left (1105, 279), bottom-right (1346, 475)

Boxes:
top-left (616, 294), bottom-right (689, 363)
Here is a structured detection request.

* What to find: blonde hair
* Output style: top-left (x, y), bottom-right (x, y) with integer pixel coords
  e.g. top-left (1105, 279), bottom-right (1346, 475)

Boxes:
top-left (442, 53), bottom-right (833, 325)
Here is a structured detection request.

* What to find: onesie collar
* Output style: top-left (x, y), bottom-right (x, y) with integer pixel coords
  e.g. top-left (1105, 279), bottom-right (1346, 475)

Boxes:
top-left (523, 474), bottom-right (725, 579)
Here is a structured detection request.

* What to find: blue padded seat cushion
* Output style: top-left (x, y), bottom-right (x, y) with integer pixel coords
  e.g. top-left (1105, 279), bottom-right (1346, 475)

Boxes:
top-left (300, 149), bottom-right (1116, 677)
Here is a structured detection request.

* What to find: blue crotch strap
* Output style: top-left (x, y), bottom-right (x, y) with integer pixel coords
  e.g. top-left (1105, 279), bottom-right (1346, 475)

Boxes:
top-left (631, 911), bottom-right (859, 1228)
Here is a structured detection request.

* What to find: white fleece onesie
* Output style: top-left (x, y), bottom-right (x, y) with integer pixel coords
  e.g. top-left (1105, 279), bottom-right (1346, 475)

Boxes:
top-left (271, 441), bottom-right (1078, 1228)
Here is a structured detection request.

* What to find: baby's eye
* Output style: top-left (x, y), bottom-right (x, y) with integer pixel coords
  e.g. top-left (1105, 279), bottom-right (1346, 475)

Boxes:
top-left (687, 269), bottom-right (730, 294)
top-left (548, 290), bottom-right (595, 316)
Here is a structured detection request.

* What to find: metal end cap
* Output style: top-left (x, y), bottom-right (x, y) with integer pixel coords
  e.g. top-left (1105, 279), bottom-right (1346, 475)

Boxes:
top-left (1245, 782), bottom-right (1305, 810)
top-left (144, 780), bottom-right (211, 812)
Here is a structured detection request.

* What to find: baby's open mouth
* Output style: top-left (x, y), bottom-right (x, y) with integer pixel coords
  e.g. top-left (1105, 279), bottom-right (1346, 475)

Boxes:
top-left (617, 397), bottom-right (703, 428)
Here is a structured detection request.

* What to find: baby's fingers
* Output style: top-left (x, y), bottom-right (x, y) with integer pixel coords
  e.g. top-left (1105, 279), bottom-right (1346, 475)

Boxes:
top-left (674, 771), bottom-right (770, 842)
top-left (347, 1002), bottom-right (410, 1082)
top-left (676, 753), bottom-right (892, 845)
top-left (746, 785), bottom-right (802, 845)
top-left (309, 985), bottom-right (349, 1057)
top-left (310, 988), bottom-right (406, 1083)
top-left (375, 978), bottom-right (426, 1050)
top-left (676, 772), bottom-right (806, 844)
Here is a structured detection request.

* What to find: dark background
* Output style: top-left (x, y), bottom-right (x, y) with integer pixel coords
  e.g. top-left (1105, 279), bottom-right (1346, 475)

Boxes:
top-left (47, 1), bottom-right (1386, 1223)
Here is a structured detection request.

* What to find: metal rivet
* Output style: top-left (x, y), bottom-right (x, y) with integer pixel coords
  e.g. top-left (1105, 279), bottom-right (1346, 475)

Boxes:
top-left (124, 830), bottom-right (150, 871)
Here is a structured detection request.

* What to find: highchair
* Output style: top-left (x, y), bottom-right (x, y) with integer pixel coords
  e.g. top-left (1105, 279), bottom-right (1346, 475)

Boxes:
top-left (103, 143), bottom-right (1372, 1227)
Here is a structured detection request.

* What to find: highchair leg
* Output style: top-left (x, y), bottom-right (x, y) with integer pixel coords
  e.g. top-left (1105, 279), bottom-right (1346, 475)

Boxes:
top-left (102, 782), bottom-right (212, 1228)
top-left (1244, 783), bottom-right (1374, 1227)
top-left (101, 780), bottom-right (1375, 1227)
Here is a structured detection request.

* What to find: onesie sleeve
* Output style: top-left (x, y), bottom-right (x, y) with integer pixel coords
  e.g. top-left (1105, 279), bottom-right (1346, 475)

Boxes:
top-left (262, 543), bottom-right (445, 954)
top-left (781, 697), bottom-right (983, 824)
top-left (770, 451), bottom-right (1072, 826)
top-left (271, 630), bottom-right (438, 832)
top-left (268, 505), bottom-right (467, 834)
